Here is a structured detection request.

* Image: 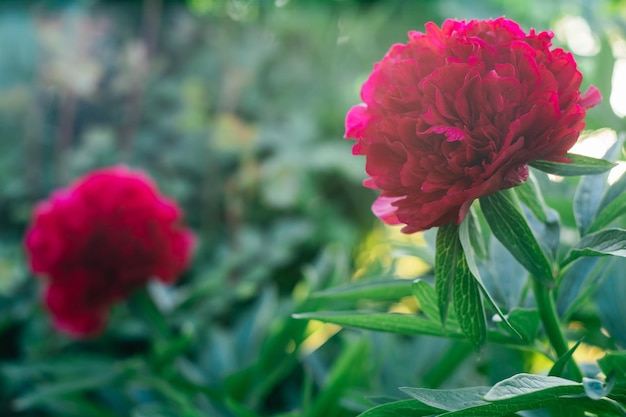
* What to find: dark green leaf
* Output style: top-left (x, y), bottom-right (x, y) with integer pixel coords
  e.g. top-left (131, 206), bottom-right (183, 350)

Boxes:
top-left (307, 340), bottom-right (369, 417)
top-left (549, 340), bottom-right (582, 377)
top-left (311, 278), bottom-right (414, 302)
top-left (452, 251), bottom-right (487, 350)
top-left (562, 228), bottom-right (626, 266)
top-left (598, 351), bottom-right (626, 380)
top-left (13, 367), bottom-right (123, 411)
top-left (530, 153), bottom-right (615, 176)
top-left (435, 223), bottom-right (461, 327)
top-left (480, 189), bottom-right (553, 284)
top-left (357, 399), bottom-right (443, 417)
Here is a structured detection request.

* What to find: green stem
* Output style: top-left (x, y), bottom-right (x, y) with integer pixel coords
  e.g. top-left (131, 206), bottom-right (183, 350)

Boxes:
top-left (532, 278), bottom-right (583, 381)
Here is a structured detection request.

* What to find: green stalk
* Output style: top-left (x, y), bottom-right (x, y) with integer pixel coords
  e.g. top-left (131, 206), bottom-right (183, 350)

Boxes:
top-left (532, 278), bottom-right (583, 381)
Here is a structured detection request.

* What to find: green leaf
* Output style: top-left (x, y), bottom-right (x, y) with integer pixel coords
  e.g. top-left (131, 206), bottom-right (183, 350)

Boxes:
top-left (562, 228), bottom-right (626, 266)
top-left (574, 134), bottom-right (625, 235)
top-left (411, 279), bottom-right (447, 323)
top-left (484, 373), bottom-right (581, 401)
top-left (549, 340), bottom-right (582, 377)
top-left (598, 351), bottom-right (626, 380)
top-left (311, 279), bottom-right (414, 302)
top-left (587, 191), bottom-right (626, 233)
top-left (357, 399), bottom-right (443, 417)
top-left (13, 367), bottom-right (123, 411)
top-left (435, 223), bottom-right (461, 327)
top-left (307, 339), bottom-right (369, 417)
top-left (529, 153), bottom-right (615, 176)
top-left (452, 251), bottom-right (487, 350)
top-left (400, 386), bottom-right (490, 412)
top-left (293, 312), bottom-right (459, 339)
top-left (480, 189), bottom-right (553, 284)
top-left (459, 216), bottom-right (520, 339)
top-left (498, 308), bottom-right (540, 343)
top-left (516, 171), bottom-right (548, 223)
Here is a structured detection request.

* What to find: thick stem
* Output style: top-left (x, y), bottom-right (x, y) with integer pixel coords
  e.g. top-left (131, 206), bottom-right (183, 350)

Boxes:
top-left (532, 278), bottom-right (583, 381)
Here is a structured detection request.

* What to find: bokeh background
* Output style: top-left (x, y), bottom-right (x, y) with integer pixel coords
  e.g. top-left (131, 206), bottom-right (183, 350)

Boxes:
top-left (1, 0), bottom-right (625, 416)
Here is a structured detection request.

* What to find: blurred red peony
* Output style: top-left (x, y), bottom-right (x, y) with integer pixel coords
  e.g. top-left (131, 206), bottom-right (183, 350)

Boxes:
top-left (345, 17), bottom-right (601, 233)
top-left (25, 166), bottom-right (195, 337)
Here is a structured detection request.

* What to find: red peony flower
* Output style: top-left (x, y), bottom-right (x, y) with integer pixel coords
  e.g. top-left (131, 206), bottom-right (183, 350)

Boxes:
top-left (345, 17), bottom-right (601, 233)
top-left (25, 166), bottom-right (195, 337)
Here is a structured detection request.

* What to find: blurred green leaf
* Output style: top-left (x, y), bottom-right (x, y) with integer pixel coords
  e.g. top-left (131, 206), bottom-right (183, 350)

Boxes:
top-left (311, 278), bottom-right (414, 302)
top-left (12, 366), bottom-right (123, 411)
top-left (306, 339), bottom-right (369, 417)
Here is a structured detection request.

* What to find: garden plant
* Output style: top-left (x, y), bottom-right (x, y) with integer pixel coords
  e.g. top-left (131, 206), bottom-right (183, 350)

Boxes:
top-left (1, 1), bottom-right (626, 417)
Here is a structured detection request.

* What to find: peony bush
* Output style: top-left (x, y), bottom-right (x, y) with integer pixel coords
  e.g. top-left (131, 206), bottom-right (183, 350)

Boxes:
top-left (25, 166), bottom-right (195, 337)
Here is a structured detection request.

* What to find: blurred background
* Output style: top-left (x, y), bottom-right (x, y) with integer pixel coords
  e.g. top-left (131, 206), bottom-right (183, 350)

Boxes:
top-left (1, 0), bottom-right (625, 416)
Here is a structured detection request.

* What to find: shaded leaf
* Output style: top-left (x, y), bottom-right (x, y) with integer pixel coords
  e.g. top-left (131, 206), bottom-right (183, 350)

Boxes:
top-left (562, 228), bottom-right (626, 266)
top-left (357, 399), bottom-right (443, 417)
top-left (480, 190), bottom-right (553, 284)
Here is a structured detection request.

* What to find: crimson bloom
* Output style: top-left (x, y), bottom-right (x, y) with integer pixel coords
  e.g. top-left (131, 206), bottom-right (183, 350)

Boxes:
top-left (25, 166), bottom-right (195, 337)
top-left (346, 17), bottom-right (601, 233)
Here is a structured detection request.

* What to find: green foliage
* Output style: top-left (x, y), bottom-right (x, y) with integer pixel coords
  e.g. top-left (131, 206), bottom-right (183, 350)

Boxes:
top-left (2, 0), bottom-right (626, 417)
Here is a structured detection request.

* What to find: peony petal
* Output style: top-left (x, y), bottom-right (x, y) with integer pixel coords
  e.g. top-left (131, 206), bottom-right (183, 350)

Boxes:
top-left (579, 85), bottom-right (602, 109)
top-left (344, 103), bottom-right (369, 139)
top-left (371, 196), bottom-right (402, 225)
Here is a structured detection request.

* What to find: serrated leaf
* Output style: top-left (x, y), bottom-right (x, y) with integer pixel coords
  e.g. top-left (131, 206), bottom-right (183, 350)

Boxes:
top-left (549, 340), bottom-right (582, 377)
top-left (516, 171), bottom-right (548, 222)
top-left (452, 251), bottom-right (487, 350)
top-left (435, 223), bottom-right (461, 327)
top-left (574, 134), bottom-right (625, 236)
top-left (529, 153), bottom-right (615, 176)
top-left (357, 399), bottom-right (443, 417)
top-left (311, 279), bottom-right (414, 301)
top-left (562, 228), bottom-right (626, 266)
top-left (480, 189), bottom-right (553, 285)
